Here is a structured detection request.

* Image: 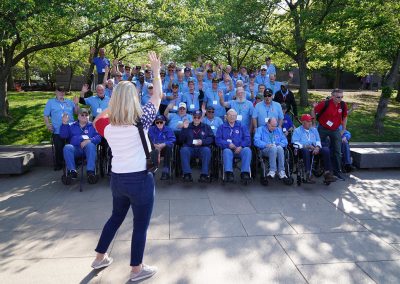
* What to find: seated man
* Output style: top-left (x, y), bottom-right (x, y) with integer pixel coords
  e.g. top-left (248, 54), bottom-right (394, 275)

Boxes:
top-left (216, 109), bottom-right (252, 182)
top-left (202, 106), bottom-right (223, 135)
top-left (80, 83), bottom-right (110, 119)
top-left (292, 114), bottom-right (336, 183)
top-left (254, 118), bottom-right (288, 179)
top-left (164, 102), bottom-right (193, 139)
top-left (179, 110), bottom-right (214, 182)
top-left (148, 115), bottom-right (176, 180)
top-left (60, 108), bottom-right (101, 184)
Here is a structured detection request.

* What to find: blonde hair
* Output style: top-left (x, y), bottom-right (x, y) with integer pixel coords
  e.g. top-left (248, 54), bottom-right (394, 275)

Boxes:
top-left (108, 81), bottom-right (142, 125)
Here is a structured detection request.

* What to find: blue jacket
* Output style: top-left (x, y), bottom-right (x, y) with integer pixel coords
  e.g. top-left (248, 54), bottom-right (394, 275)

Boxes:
top-left (215, 121), bottom-right (251, 149)
top-left (254, 126), bottom-right (288, 149)
top-left (60, 121), bottom-right (101, 147)
top-left (148, 125), bottom-right (176, 146)
top-left (179, 122), bottom-right (214, 147)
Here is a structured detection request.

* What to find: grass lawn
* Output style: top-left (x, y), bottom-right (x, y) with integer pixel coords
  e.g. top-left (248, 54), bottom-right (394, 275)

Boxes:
top-left (0, 90), bottom-right (399, 145)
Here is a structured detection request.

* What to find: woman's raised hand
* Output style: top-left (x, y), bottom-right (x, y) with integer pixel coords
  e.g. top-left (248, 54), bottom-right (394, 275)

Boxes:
top-left (148, 51), bottom-right (161, 74)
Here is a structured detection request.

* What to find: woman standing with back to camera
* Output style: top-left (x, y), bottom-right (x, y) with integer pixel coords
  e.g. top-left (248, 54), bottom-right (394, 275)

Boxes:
top-left (92, 52), bottom-right (162, 282)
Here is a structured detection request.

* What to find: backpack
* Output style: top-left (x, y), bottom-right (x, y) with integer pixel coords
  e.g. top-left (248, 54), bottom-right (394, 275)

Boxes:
top-left (316, 99), bottom-right (345, 122)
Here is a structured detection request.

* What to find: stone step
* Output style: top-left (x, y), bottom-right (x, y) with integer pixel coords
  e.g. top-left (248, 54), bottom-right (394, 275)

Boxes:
top-left (0, 144), bottom-right (52, 167)
top-left (350, 142), bottom-right (400, 148)
top-left (0, 151), bottom-right (36, 174)
top-left (351, 148), bottom-right (400, 169)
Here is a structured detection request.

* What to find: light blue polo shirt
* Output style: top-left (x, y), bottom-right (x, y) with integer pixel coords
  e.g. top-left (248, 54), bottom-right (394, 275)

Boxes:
top-left (245, 83), bottom-right (259, 101)
top-left (203, 89), bottom-right (226, 118)
top-left (43, 98), bottom-right (75, 134)
top-left (167, 113), bottom-right (193, 131)
top-left (165, 92), bottom-right (184, 113)
top-left (226, 100), bottom-right (254, 129)
top-left (266, 81), bottom-right (282, 95)
top-left (203, 116), bottom-right (224, 135)
top-left (182, 91), bottom-right (201, 113)
top-left (84, 95), bottom-right (110, 117)
top-left (253, 101), bottom-right (283, 127)
top-left (255, 75), bottom-right (269, 86)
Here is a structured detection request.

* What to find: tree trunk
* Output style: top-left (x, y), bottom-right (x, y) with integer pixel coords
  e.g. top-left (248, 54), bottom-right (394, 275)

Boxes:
top-left (0, 70), bottom-right (10, 118)
top-left (334, 57), bottom-right (341, 88)
top-left (396, 76), bottom-right (400, 102)
top-left (297, 53), bottom-right (308, 106)
top-left (373, 48), bottom-right (400, 134)
top-left (68, 66), bottom-right (74, 92)
top-left (24, 56), bottom-right (31, 86)
top-left (7, 68), bottom-right (15, 91)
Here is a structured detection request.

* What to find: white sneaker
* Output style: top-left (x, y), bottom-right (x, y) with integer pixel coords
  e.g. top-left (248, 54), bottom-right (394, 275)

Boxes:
top-left (267, 171), bottom-right (275, 178)
top-left (279, 171), bottom-right (287, 179)
top-left (91, 253), bottom-right (113, 269)
top-left (130, 264), bottom-right (157, 282)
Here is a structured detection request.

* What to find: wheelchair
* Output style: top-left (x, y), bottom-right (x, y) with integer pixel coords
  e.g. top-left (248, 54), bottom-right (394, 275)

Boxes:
top-left (255, 146), bottom-right (294, 186)
top-left (174, 143), bottom-right (218, 183)
top-left (215, 146), bottom-right (254, 185)
top-left (97, 137), bottom-right (112, 178)
top-left (60, 144), bottom-right (101, 191)
top-left (292, 144), bottom-right (328, 186)
top-left (156, 144), bottom-right (177, 184)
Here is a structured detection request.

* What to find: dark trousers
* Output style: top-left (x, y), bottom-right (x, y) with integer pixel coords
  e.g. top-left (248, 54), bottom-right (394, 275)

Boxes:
top-left (95, 171), bottom-right (154, 266)
top-left (97, 73), bottom-right (105, 84)
top-left (301, 147), bottom-right (332, 173)
top-left (161, 146), bottom-right (173, 173)
top-left (52, 134), bottom-right (66, 168)
top-left (318, 125), bottom-right (342, 174)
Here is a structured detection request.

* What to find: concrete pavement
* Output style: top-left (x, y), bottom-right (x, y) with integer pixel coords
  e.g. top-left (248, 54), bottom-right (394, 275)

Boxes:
top-left (0, 168), bottom-right (399, 283)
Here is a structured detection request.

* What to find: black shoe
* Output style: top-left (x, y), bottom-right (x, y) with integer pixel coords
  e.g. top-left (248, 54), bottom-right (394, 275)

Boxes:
top-left (344, 164), bottom-right (356, 173)
top-left (68, 170), bottom-right (78, 179)
top-left (54, 165), bottom-right (63, 171)
top-left (160, 172), bottom-right (170, 180)
top-left (198, 174), bottom-right (210, 183)
top-left (87, 171), bottom-right (97, 184)
top-left (241, 172), bottom-right (251, 181)
top-left (183, 173), bottom-right (193, 182)
top-left (334, 172), bottom-right (345, 181)
top-left (225, 171), bottom-right (234, 183)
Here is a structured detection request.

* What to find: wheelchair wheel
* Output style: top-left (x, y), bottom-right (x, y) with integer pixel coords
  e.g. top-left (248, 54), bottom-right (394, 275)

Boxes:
top-left (284, 176), bottom-right (294, 185)
top-left (61, 174), bottom-right (72, 185)
top-left (296, 175), bottom-right (301, 186)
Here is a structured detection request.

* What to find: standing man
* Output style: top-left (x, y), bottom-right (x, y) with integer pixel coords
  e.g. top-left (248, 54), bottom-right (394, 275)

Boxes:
top-left (265, 57), bottom-right (276, 76)
top-left (255, 65), bottom-right (269, 86)
top-left (274, 83), bottom-right (298, 118)
top-left (313, 88), bottom-right (348, 181)
top-left (44, 86), bottom-right (79, 170)
top-left (90, 47), bottom-right (110, 84)
top-left (202, 78), bottom-right (226, 119)
top-left (265, 74), bottom-right (282, 96)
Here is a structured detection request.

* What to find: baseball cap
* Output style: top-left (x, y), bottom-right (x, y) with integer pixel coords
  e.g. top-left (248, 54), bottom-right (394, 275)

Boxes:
top-left (78, 108), bottom-right (89, 115)
top-left (178, 102), bottom-right (187, 109)
top-left (184, 67), bottom-right (191, 72)
top-left (193, 110), bottom-right (202, 117)
top-left (264, 88), bottom-right (273, 97)
top-left (249, 74), bottom-right (255, 78)
top-left (256, 93), bottom-right (264, 100)
top-left (261, 65), bottom-right (268, 70)
top-left (206, 105), bottom-right (215, 111)
top-left (155, 114), bottom-right (165, 122)
top-left (301, 114), bottom-right (312, 122)
top-left (207, 69), bottom-right (213, 73)
top-left (171, 82), bottom-right (179, 88)
top-left (212, 78), bottom-right (219, 83)
top-left (56, 85), bottom-right (66, 92)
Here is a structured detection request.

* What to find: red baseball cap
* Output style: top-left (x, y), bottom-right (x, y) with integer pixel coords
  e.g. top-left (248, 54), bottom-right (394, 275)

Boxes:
top-left (301, 114), bottom-right (312, 122)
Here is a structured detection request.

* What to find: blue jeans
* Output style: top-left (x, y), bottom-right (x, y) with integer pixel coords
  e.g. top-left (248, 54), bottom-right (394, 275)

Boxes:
top-left (223, 147), bottom-right (251, 173)
top-left (261, 145), bottom-right (284, 172)
top-left (301, 147), bottom-right (332, 173)
top-left (63, 143), bottom-right (96, 171)
top-left (95, 171), bottom-right (154, 266)
top-left (341, 141), bottom-right (351, 165)
top-left (180, 146), bottom-right (211, 175)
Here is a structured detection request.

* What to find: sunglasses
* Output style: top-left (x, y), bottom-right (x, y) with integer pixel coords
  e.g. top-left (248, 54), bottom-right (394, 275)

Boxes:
top-left (179, 107), bottom-right (185, 110)
top-left (155, 121), bottom-right (164, 124)
top-left (264, 94), bottom-right (273, 97)
top-left (207, 110), bottom-right (214, 113)
top-left (80, 113), bottom-right (89, 117)
top-left (261, 69), bottom-right (267, 71)
top-left (193, 116), bottom-right (201, 119)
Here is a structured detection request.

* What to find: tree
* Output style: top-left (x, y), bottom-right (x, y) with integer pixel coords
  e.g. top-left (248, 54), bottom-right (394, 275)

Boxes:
top-left (0, 0), bottom-right (128, 118)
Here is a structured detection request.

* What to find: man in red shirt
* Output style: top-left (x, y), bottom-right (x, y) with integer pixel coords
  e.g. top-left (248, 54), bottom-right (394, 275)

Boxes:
top-left (313, 89), bottom-right (348, 181)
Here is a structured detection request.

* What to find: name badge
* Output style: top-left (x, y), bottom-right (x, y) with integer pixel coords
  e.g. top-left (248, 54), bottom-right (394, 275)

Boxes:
top-left (190, 104), bottom-right (195, 109)
top-left (265, 117), bottom-right (269, 124)
top-left (193, 139), bottom-right (200, 145)
top-left (237, 115), bottom-right (243, 121)
top-left (326, 120), bottom-right (333, 127)
top-left (173, 106), bottom-right (178, 111)
top-left (82, 135), bottom-right (89, 140)
top-left (178, 121), bottom-right (183, 125)
top-left (283, 127), bottom-right (287, 132)
top-left (212, 100), bottom-right (218, 105)
top-left (102, 68), bottom-right (105, 73)
top-left (211, 125), bottom-right (215, 130)
top-left (96, 108), bottom-right (102, 113)
top-left (227, 139), bottom-right (232, 143)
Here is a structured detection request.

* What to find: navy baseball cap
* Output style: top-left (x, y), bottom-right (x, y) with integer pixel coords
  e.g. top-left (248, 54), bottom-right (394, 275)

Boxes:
top-left (155, 114), bottom-right (166, 122)
top-left (193, 110), bottom-right (202, 117)
top-left (184, 67), bottom-right (191, 72)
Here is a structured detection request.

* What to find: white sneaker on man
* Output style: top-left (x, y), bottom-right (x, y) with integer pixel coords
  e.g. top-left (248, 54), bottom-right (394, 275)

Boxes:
top-left (279, 171), bottom-right (287, 179)
top-left (267, 171), bottom-right (275, 178)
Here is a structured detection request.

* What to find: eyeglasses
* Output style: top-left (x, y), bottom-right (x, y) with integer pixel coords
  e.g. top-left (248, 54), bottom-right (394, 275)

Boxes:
top-left (155, 121), bottom-right (164, 124)
top-left (336, 96), bottom-right (343, 99)
top-left (207, 110), bottom-right (214, 113)
top-left (193, 116), bottom-right (201, 119)
top-left (261, 69), bottom-right (267, 71)
top-left (160, 73), bottom-right (166, 76)
top-left (116, 75), bottom-right (122, 78)
top-left (179, 107), bottom-right (185, 110)
top-left (80, 113), bottom-right (89, 117)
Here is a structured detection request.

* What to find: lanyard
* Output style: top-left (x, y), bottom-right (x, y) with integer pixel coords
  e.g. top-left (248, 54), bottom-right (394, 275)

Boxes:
top-left (268, 130), bottom-right (275, 144)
